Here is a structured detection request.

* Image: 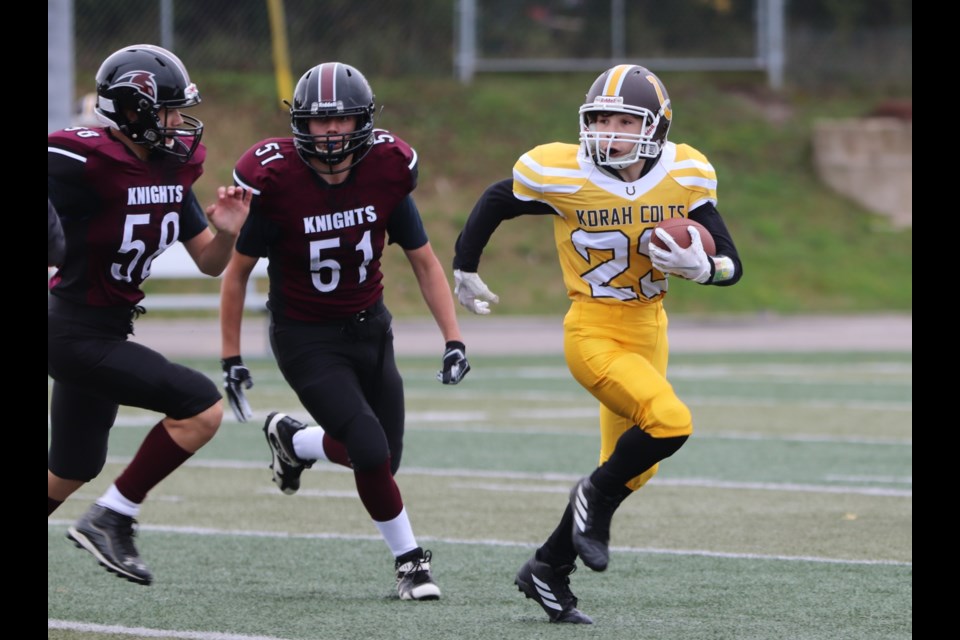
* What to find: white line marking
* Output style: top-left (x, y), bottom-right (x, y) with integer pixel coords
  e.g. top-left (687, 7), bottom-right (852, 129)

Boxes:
top-left (701, 432), bottom-right (911, 445)
top-left (450, 479), bottom-right (910, 497)
top-left (825, 474), bottom-right (912, 484)
top-left (403, 390), bottom-right (913, 412)
top-left (100, 458), bottom-right (910, 496)
top-left (655, 478), bottom-right (910, 496)
top-left (48, 619), bottom-right (293, 640)
top-left (47, 522), bottom-right (910, 567)
top-left (107, 418), bottom-right (912, 446)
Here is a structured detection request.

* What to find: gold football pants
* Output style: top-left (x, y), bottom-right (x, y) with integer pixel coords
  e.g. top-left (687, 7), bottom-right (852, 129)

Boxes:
top-left (563, 299), bottom-right (693, 491)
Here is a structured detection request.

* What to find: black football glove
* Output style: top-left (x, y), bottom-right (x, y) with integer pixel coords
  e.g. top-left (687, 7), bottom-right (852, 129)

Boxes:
top-left (221, 355), bottom-right (253, 422)
top-left (437, 340), bottom-right (470, 385)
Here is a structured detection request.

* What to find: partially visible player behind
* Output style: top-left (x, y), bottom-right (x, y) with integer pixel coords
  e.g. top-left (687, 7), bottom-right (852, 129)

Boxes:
top-left (48, 198), bottom-right (65, 268)
top-left (219, 61), bottom-right (469, 601)
top-left (47, 44), bottom-right (250, 585)
top-left (451, 64), bottom-right (743, 623)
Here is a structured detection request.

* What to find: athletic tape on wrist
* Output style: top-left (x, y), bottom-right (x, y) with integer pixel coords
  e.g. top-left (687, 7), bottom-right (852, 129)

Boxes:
top-left (711, 256), bottom-right (735, 283)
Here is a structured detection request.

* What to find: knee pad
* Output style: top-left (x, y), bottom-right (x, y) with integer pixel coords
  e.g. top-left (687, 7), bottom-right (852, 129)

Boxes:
top-left (646, 390), bottom-right (693, 438)
top-left (340, 414), bottom-right (391, 471)
top-left (49, 451), bottom-right (106, 483)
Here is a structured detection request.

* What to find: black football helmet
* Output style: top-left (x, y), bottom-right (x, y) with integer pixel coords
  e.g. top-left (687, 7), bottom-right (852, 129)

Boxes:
top-left (579, 64), bottom-right (672, 170)
top-left (94, 44), bottom-right (203, 162)
top-left (289, 62), bottom-right (376, 173)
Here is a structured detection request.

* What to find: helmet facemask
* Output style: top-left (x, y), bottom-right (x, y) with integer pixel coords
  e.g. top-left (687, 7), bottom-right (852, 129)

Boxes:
top-left (97, 94), bottom-right (203, 162)
top-left (579, 101), bottom-right (670, 170)
top-left (290, 111), bottom-right (375, 174)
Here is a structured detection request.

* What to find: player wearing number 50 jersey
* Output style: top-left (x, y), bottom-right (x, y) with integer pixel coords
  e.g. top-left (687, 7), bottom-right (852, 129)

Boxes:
top-left (452, 64), bottom-right (743, 623)
top-left (47, 44), bottom-right (250, 586)
top-left (220, 62), bottom-right (468, 601)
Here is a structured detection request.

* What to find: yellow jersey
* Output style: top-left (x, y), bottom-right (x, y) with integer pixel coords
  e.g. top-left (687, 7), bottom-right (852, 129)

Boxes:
top-left (512, 141), bottom-right (717, 305)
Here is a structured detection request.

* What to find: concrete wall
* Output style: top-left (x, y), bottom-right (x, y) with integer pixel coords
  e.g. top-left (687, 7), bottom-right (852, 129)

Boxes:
top-left (812, 118), bottom-right (912, 228)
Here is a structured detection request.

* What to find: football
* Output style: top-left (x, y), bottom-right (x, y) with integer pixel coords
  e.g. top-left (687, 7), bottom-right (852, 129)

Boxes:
top-left (651, 218), bottom-right (716, 256)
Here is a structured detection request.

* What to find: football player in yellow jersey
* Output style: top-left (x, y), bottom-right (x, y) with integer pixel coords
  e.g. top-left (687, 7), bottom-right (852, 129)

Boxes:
top-left (452, 64), bottom-right (742, 624)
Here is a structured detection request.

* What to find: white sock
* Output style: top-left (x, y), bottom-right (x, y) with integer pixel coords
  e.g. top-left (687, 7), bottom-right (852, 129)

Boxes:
top-left (96, 484), bottom-right (141, 518)
top-left (292, 426), bottom-right (331, 462)
top-left (373, 507), bottom-right (418, 559)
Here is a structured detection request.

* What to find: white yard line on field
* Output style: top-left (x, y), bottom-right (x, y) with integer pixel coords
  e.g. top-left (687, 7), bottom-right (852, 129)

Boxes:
top-left (48, 620), bottom-right (293, 640)
top-left (47, 520), bottom-right (910, 568)
top-left (91, 458), bottom-right (911, 496)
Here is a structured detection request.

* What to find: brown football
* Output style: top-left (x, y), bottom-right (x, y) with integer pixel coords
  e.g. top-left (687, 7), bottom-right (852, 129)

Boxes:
top-left (651, 218), bottom-right (716, 256)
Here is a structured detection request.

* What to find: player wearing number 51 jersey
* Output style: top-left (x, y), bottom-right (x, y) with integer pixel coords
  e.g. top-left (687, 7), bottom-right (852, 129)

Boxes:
top-left (452, 64), bottom-right (742, 623)
top-left (47, 44), bottom-right (250, 587)
top-left (220, 61), bottom-right (469, 601)
top-left (231, 131), bottom-right (416, 322)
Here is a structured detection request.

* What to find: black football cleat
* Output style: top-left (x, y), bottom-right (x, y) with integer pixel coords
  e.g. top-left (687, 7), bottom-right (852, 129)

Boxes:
top-left (395, 548), bottom-right (441, 600)
top-left (263, 412), bottom-right (314, 495)
top-left (66, 504), bottom-right (153, 585)
top-left (515, 555), bottom-right (593, 624)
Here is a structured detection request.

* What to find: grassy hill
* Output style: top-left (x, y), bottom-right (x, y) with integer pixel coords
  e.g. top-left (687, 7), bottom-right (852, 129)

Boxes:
top-left (186, 71), bottom-right (912, 317)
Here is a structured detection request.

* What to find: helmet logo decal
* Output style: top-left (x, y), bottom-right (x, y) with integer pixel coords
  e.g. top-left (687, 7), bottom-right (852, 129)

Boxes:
top-left (594, 95), bottom-right (624, 106)
top-left (644, 75), bottom-right (672, 120)
top-left (113, 71), bottom-right (157, 102)
top-left (184, 82), bottom-right (199, 102)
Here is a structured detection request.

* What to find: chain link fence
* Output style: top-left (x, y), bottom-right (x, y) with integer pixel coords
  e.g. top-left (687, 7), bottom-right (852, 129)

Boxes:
top-left (66, 0), bottom-right (909, 83)
top-left (70, 0), bottom-right (458, 78)
top-left (50, 0), bottom-right (910, 130)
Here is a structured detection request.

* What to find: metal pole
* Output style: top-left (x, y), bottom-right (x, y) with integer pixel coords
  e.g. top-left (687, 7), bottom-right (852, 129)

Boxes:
top-left (767, 0), bottom-right (785, 90)
top-left (457, 0), bottom-right (476, 84)
top-left (160, 0), bottom-right (174, 51)
top-left (611, 0), bottom-right (625, 61)
top-left (48, 0), bottom-right (74, 133)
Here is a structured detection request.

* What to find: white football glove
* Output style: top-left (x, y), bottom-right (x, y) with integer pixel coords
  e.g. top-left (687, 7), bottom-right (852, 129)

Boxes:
top-left (454, 269), bottom-right (500, 315)
top-left (649, 226), bottom-right (713, 284)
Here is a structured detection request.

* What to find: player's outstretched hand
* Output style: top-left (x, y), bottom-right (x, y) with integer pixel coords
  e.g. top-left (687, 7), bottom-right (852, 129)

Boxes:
top-left (205, 185), bottom-right (252, 236)
top-left (454, 270), bottom-right (499, 315)
top-left (437, 341), bottom-right (470, 385)
top-left (221, 355), bottom-right (254, 422)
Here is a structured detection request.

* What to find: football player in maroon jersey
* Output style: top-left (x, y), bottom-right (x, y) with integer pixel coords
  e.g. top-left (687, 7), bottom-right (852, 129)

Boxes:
top-left (220, 62), bottom-right (469, 601)
top-left (48, 198), bottom-right (65, 268)
top-left (47, 44), bottom-right (250, 586)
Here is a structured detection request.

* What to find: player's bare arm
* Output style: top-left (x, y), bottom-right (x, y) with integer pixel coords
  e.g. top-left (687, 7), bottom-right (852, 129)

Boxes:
top-left (184, 185), bottom-right (252, 276)
top-left (220, 250), bottom-right (259, 358)
top-left (405, 242), bottom-right (463, 343)
top-left (219, 250), bottom-right (259, 422)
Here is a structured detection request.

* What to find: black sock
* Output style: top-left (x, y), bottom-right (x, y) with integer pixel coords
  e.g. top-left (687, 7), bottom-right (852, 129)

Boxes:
top-left (591, 427), bottom-right (688, 495)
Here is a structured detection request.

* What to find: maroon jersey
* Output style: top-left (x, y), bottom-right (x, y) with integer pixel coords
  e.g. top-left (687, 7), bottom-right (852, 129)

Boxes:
top-left (47, 126), bottom-right (207, 307)
top-left (233, 130), bottom-right (422, 322)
